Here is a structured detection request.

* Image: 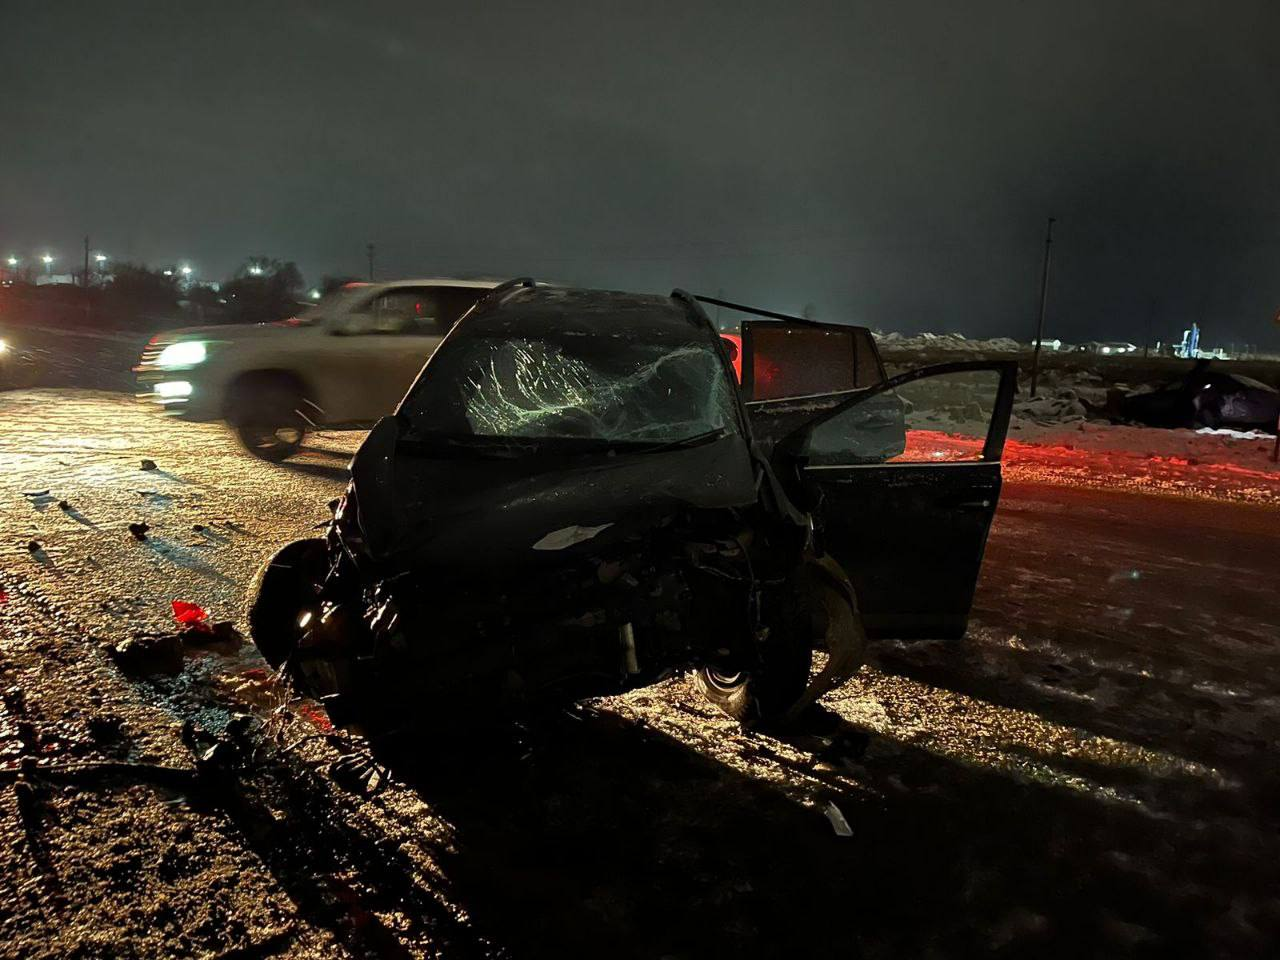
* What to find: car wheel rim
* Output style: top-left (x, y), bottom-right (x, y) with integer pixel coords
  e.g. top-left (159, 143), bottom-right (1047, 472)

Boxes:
top-left (246, 426), bottom-right (301, 451)
top-left (704, 667), bottom-right (744, 690)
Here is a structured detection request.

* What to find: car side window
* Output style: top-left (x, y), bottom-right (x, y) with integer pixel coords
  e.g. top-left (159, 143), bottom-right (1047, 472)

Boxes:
top-left (365, 289), bottom-right (445, 335)
top-left (743, 322), bottom-right (885, 401)
top-left (805, 368), bottom-right (1004, 466)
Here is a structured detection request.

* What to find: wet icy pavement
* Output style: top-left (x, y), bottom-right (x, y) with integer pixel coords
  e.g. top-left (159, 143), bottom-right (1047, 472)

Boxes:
top-left (1, 388), bottom-right (1278, 957)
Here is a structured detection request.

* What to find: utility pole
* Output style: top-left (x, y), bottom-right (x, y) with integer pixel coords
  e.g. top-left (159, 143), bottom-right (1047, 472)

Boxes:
top-left (1029, 217), bottom-right (1055, 399)
top-left (83, 236), bottom-right (92, 325)
top-left (1144, 297), bottom-right (1158, 358)
top-left (366, 243), bottom-right (376, 281)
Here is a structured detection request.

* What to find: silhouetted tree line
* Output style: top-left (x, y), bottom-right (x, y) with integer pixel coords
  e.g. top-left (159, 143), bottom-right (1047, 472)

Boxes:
top-left (1, 257), bottom-right (320, 332)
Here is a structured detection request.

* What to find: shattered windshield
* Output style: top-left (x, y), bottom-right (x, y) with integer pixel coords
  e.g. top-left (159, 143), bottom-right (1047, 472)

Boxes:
top-left (402, 330), bottom-right (739, 449)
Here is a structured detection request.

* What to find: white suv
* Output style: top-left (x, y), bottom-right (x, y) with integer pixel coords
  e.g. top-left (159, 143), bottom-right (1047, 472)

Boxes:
top-left (135, 278), bottom-right (498, 460)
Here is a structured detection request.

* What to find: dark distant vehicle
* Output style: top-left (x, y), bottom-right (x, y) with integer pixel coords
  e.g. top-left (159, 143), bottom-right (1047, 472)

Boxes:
top-left (246, 280), bottom-right (1017, 732)
top-left (134, 279), bottom-right (497, 461)
top-left (1115, 362), bottom-right (1280, 431)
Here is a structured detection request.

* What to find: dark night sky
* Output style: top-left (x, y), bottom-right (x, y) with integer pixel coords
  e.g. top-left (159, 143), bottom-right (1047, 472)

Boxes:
top-left (4, 0), bottom-right (1279, 347)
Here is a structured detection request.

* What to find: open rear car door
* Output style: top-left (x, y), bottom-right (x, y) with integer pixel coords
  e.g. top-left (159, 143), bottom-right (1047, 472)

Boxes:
top-left (739, 318), bottom-right (1016, 640)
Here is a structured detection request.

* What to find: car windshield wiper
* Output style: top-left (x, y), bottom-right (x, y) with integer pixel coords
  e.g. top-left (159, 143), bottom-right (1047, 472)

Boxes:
top-left (399, 428), bottom-right (730, 458)
top-left (399, 435), bottom-right (542, 458)
top-left (620, 427), bottom-right (730, 454)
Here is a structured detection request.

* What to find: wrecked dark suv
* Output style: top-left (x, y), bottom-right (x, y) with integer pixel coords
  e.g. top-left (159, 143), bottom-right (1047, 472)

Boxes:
top-left (248, 280), bottom-right (1016, 731)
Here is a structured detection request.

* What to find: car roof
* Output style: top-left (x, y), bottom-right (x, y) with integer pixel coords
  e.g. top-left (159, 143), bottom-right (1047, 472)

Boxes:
top-left (461, 285), bottom-right (709, 339)
top-left (356, 278), bottom-right (501, 292)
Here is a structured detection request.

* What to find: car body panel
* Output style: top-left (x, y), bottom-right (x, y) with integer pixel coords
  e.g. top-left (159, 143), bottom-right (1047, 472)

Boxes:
top-left (749, 348), bottom-right (1017, 638)
top-left (135, 279), bottom-right (497, 425)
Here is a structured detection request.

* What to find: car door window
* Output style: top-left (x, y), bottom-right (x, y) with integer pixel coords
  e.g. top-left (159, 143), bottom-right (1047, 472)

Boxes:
top-left (367, 289), bottom-right (445, 335)
top-left (742, 321), bottom-right (885, 401)
top-left (805, 367), bottom-right (1007, 466)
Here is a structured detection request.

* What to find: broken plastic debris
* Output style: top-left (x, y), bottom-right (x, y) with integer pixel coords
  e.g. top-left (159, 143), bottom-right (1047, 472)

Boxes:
top-left (532, 523), bottom-right (613, 551)
top-left (824, 800), bottom-right (853, 837)
top-left (140, 459), bottom-right (158, 471)
top-left (183, 620), bottom-right (243, 648)
top-left (171, 600), bottom-right (210, 630)
top-left (109, 634), bottom-right (184, 676)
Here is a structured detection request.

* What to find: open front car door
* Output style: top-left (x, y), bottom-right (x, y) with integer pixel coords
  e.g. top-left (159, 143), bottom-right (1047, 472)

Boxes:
top-left (741, 322), bottom-right (1016, 640)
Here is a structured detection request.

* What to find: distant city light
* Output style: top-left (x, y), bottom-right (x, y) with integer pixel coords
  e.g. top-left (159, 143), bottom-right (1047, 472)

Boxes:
top-left (180, 264), bottom-right (193, 276)
top-left (163, 269), bottom-right (174, 276)
top-left (41, 254), bottom-right (54, 265)
top-left (94, 254), bottom-right (107, 263)
top-left (5, 257), bottom-right (17, 267)
top-left (309, 289), bottom-right (321, 299)
top-left (248, 265), bottom-right (264, 276)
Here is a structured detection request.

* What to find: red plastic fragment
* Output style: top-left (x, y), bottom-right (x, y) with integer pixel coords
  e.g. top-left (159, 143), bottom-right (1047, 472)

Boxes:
top-left (171, 600), bottom-right (211, 632)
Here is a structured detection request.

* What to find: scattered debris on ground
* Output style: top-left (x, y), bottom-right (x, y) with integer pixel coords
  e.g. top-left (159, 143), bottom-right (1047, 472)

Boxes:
top-left (107, 633), bottom-right (184, 675)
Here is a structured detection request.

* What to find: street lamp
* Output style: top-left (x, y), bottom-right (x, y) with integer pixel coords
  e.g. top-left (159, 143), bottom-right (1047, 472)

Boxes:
top-left (248, 264), bottom-right (263, 276)
top-left (5, 257), bottom-right (16, 267)
top-left (41, 254), bottom-right (54, 276)
top-left (180, 264), bottom-right (192, 276)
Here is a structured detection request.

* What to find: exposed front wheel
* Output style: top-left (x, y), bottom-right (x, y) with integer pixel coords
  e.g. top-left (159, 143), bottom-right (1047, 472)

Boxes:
top-left (696, 584), bottom-right (815, 727)
top-left (236, 422), bottom-right (306, 462)
top-left (246, 538), bottom-right (328, 669)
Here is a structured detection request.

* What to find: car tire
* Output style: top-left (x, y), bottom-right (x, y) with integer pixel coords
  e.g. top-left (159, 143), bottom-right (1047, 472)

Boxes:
top-left (696, 581), bottom-right (815, 728)
top-left (228, 376), bottom-right (309, 462)
top-left (246, 538), bottom-right (328, 669)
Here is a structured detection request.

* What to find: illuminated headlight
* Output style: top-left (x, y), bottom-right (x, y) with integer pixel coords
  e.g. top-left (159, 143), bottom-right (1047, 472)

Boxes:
top-left (1100, 346), bottom-right (1112, 354)
top-left (154, 380), bottom-right (193, 399)
top-left (155, 340), bottom-right (207, 367)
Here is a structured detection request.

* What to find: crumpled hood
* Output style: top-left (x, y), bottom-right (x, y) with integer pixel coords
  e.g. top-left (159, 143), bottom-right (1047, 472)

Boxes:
top-left (350, 427), bottom-right (758, 570)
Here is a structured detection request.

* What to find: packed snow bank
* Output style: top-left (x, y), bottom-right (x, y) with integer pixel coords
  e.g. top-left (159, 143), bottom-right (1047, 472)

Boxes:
top-left (875, 330), bottom-right (1024, 354)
